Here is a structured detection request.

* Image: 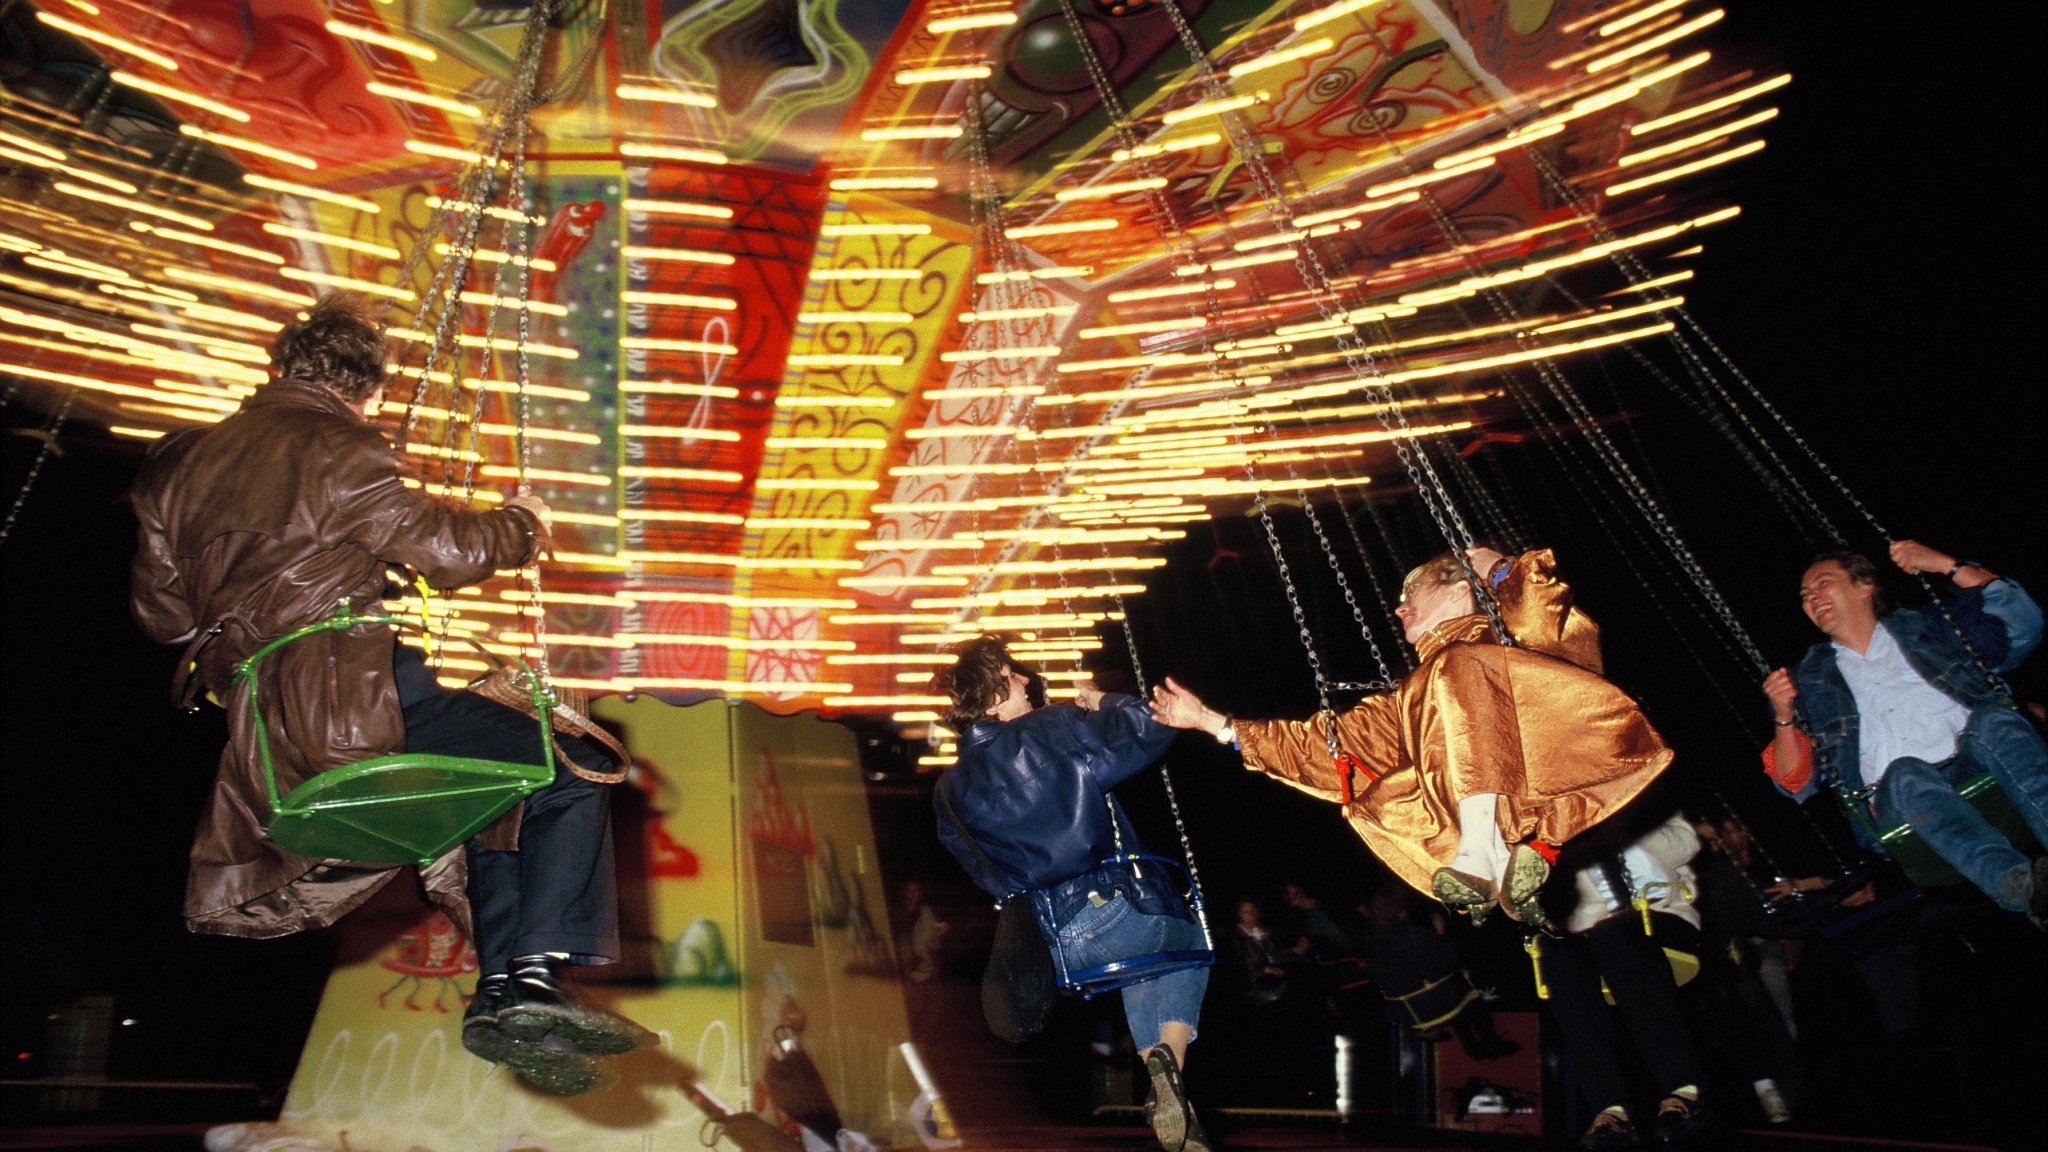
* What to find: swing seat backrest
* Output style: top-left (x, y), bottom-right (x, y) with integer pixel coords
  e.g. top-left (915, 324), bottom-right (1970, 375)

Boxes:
top-left (234, 606), bottom-right (558, 872)
top-left (1877, 772), bottom-right (2040, 889)
top-left (1025, 854), bottom-right (1215, 1000)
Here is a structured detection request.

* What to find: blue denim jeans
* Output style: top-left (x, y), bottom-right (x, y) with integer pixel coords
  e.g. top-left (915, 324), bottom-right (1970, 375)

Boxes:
top-left (1055, 893), bottom-right (1209, 1051)
top-left (1874, 705), bottom-right (2048, 911)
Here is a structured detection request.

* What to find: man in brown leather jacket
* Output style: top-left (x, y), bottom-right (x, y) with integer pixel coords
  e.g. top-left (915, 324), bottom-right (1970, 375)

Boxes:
top-left (131, 295), bottom-right (647, 1094)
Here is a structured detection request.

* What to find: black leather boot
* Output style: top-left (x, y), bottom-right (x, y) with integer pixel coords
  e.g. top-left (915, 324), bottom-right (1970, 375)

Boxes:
top-left (462, 973), bottom-right (514, 1063)
top-left (496, 954), bottom-right (657, 1055)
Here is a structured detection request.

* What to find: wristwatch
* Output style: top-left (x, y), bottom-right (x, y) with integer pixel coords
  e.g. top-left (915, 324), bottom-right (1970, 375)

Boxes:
top-left (1213, 718), bottom-right (1237, 745)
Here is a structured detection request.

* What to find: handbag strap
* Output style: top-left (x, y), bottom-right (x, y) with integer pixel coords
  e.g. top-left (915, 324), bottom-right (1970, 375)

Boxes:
top-left (934, 773), bottom-right (1016, 901)
top-left (464, 668), bottom-right (629, 784)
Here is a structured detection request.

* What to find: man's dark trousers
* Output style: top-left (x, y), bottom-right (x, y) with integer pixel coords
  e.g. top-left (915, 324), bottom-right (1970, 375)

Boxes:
top-left (400, 687), bottom-right (619, 975)
top-left (1540, 912), bottom-right (1706, 1115)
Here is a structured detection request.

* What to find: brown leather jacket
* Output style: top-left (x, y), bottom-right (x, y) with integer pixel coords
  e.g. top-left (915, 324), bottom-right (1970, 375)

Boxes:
top-left (131, 378), bottom-right (541, 939)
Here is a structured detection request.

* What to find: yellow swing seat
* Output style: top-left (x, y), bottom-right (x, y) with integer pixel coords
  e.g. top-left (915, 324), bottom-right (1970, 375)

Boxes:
top-left (233, 604), bottom-right (558, 872)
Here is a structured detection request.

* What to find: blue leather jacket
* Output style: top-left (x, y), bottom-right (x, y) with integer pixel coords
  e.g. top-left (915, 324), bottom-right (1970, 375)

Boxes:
top-left (1778, 578), bottom-right (2042, 819)
top-left (935, 694), bottom-right (1184, 925)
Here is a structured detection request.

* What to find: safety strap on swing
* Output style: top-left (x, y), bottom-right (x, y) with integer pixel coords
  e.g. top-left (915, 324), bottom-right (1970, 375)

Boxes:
top-left (1631, 880), bottom-right (1694, 936)
top-left (1321, 710), bottom-right (1379, 806)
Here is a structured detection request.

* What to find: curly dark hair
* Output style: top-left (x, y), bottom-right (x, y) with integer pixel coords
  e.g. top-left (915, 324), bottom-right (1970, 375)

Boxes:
top-left (1806, 550), bottom-right (1892, 615)
top-left (935, 634), bottom-right (1036, 732)
top-left (269, 293), bottom-right (388, 401)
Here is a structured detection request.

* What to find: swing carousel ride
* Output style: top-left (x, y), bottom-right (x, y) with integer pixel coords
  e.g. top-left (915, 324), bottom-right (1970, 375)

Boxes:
top-left (0, 0), bottom-right (1797, 733)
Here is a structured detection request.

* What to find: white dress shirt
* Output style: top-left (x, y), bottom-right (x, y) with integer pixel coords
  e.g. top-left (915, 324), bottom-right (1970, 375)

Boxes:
top-left (1566, 815), bottom-right (1701, 935)
top-left (1833, 622), bottom-right (1973, 788)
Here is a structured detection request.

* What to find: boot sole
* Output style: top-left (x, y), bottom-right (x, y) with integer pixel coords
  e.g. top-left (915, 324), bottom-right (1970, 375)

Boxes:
top-left (1504, 844), bottom-right (1551, 909)
top-left (498, 1003), bottom-right (658, 1056)
top-left (1432, 868), bottom-right (1496, 926)
top-left (462, 1018), bottom-right (517, 1065)
top-left (1144, 1049), bottom-right (1188, 1152)
top-left (502, 1040), bottom-right (616, 1097)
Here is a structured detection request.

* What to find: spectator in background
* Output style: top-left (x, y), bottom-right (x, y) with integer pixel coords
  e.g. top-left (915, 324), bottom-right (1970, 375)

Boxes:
top-left (1280, 883), bottom-right (1354, 960)
top-left (1533, 814), bottom-right (1712, 1149)
top-left (1688, 820), bottom-right (1811, 1125)
top-left (1230, 898), bottom-right (1292, 1010)
top-left (1761, 542), bottom-right (2047, 922)
top-left (1354, 884), bottom-right (1517, 1062)
top-left (896, 881), bottom-right (947, 984)
top-left (1692, 817), bottom-right (1809, 1039)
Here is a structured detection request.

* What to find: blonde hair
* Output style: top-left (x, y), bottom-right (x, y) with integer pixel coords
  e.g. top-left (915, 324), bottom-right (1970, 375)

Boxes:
top-left (1401, 551), bottom-right (1472, 601)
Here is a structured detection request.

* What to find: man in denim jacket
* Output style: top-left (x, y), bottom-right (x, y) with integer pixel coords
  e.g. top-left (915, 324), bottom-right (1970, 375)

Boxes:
top-left (933, 637), bottom-right (1210, 1152)
top-left (1759, 541), bottom-right (2047, 920)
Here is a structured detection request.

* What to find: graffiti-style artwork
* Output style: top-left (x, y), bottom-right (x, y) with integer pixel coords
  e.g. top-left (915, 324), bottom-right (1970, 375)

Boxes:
top-left (840, 877), bottom-right (895, 979)
top-left (656, 917), bottom-right (739, 985)
top-left (811, 837), bottom-right (853, 929)
top-left (748, 751), bottom-right (818, 946)
top-left (648, 822), bottom-right (703, 878)
top-left (746, 750), bottom-right (816, 854)
top-left (375, 910), bottom-right (477, 1013)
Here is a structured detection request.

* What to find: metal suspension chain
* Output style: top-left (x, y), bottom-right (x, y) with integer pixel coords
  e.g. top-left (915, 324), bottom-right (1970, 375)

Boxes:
top-left (1051, 0), bottom-right (1349, 710)
top-left (1054, 0), bottom-right (1450, 707)
top-left (1148, 0), bottom-right (1513, 647)
top-left (1301, 498), bottom-right (1397, 689)
top-left (1523, 152), bottom-right (1843, 544)
top-left (1229, 15), bottom-right (1764, 675)
top-left (504, 62), bottom-right (552, 690)
top-left (394, 0), bottom-right (555, 452)
top-left (0, 388), bottom-right (76, 548)
top-left (1518, 337), bottom-right (1770, 673)
top-left (963, 62), bottom-right (1210, 897)
top-left (1522, 150), bottom-right (2012, 698)
top-left (1335, 498), bottom-right (1413, 668)
top-left (1503, 366), bottom-right (1854, 871)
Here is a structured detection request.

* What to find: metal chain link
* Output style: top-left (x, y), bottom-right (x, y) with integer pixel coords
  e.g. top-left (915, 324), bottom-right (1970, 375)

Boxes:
top-left (1520, 149), bottom-right (2007, 695)
top-left (1148, 0), bottom-right (1513, 646)
top-left (1301, 498), bottom-right (1397, 688)
top-left (1051, 0), bottom-right (1397, 705)
top-left (0, 388), bottom-right (76, 548)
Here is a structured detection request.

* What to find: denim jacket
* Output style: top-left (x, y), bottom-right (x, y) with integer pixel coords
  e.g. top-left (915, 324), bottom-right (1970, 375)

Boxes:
top-left (1767, 578), bottom-right (2043, 823)
top-left (935, 695), bottom-right (1185, 926)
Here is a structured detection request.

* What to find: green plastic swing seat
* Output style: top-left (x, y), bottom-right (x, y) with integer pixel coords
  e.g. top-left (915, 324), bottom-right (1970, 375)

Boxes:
top-left (1875, 773), bottom-right (2040, 890)
top-left (234, 605), bottom-right (559, 872)
top-left (268, 752), bottom-right (554, 870)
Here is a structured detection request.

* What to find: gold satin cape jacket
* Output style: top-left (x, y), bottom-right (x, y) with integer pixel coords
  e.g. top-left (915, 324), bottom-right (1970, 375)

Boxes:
top-left (1236, 550), bottom-right (1672, 896)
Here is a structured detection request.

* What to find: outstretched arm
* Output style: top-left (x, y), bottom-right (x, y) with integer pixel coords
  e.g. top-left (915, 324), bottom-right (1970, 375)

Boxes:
top-left (1153, 677), bottom-right (1400, 803)
top-left (1073, 692), bottom-right (1178, 790)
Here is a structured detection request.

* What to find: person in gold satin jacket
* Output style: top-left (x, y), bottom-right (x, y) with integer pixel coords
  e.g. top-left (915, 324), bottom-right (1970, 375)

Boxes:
top-left (1152, 548), bottom-right (1672, 929)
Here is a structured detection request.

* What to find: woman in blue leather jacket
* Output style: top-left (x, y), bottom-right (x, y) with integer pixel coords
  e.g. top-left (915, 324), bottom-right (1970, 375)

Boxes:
top-left (933, 636), bottom-right (1210, 1152)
